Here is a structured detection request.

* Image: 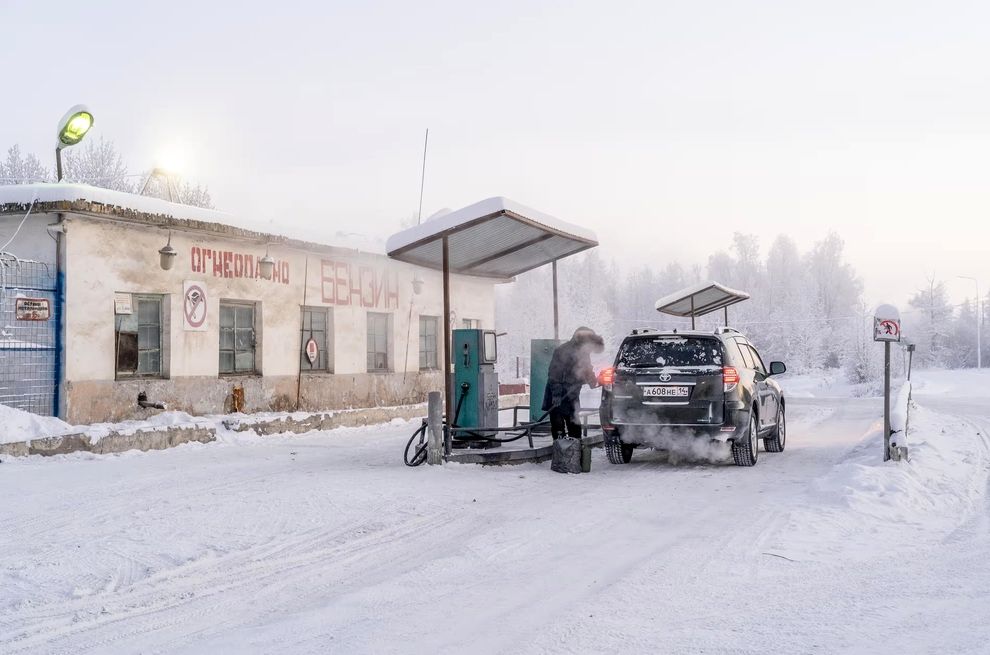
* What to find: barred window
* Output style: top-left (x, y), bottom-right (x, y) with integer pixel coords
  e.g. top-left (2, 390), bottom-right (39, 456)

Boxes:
top-left (419, 315), bottom-right (439, 370)
top-left (367, 312), bottom-right (391, 372)
top-left (220, 302), bottom-right (257, 374)
top-left (115, 295), bottom-right (163, 377)
top-left (300, 307), bottom-right (331, 372)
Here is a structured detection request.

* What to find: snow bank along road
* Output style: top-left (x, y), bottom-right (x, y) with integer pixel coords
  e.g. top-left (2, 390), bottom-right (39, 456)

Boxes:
top-left (2, 370), bottom-right (989, 654)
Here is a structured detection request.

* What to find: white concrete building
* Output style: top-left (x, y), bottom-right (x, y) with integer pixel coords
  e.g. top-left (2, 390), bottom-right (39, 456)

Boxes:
top-left (0, 184), bottom-right (495, 424)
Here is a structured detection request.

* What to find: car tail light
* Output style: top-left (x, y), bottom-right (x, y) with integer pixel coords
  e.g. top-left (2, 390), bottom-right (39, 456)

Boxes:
top-left (597, 367), bottom-right (616, 388)
top-left (722, 366), bottom-right (739, 393)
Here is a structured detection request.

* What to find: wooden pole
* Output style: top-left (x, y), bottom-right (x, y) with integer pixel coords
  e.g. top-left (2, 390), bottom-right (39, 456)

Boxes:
top-left (883, 341), bottom-right (891, 462)
top-left (442, 236), bottom-right (453, 440)
top-left (427, 391), bottom-right (443, 465)
top-left (552, 259), bottom-right (559, 341)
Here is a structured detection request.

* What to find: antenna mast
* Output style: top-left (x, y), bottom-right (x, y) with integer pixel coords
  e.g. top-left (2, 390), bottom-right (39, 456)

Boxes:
top-left (417, 128), bottom-right (429, 224)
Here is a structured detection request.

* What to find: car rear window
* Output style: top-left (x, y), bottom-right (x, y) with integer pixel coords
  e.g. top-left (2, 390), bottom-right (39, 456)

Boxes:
top-left (616, 336), bottom-right (723, 368)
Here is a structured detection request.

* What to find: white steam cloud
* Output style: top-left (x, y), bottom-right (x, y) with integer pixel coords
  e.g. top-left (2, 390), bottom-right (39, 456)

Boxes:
top-left (631, 427), bottom-right (732, 464)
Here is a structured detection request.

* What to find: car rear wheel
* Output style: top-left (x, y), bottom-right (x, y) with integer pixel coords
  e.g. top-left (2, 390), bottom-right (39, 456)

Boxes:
top-left (732, 411), bottom-right (759, 467)
top-left (605, 440), bottom-right (634, 464)
top-left (764, 405), bottom-right (786, 453)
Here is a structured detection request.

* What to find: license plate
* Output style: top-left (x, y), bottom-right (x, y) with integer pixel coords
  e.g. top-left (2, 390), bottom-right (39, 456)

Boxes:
top-left (642, 385), bottom-right (689, 398)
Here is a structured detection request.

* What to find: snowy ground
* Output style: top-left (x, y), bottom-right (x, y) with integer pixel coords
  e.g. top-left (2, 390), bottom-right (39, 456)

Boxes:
top-left (2, 370), bottom-right (989, 654)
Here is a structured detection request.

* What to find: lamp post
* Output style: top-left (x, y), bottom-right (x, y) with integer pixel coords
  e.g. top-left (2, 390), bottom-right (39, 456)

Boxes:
top-left (958, 276), bottom-right (981, 369)
top-left (55, 105), bottom-right (95, 181)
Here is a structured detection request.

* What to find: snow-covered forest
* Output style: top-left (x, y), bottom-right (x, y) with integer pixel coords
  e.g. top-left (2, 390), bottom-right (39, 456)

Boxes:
top-left (496, 233), bottom-right (988, 384)
top-left (0, 142), bottom-right (213, 208)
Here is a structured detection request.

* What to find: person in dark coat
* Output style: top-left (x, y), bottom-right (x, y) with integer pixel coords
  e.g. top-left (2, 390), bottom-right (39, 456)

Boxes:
top-left (542, 326), bottom-right (605, 440)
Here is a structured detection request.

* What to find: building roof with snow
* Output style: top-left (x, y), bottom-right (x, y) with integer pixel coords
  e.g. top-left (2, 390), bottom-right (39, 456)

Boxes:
top-left (0, 183), bottom-right (386, 255)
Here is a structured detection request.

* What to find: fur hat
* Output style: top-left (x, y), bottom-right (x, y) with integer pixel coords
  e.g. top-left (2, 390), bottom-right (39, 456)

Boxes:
top-left (572, 326), bottom-right (605, 352)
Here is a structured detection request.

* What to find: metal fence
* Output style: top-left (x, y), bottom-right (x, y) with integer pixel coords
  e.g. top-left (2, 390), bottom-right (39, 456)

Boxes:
top-left (0, 254), bottom-right (59, 416)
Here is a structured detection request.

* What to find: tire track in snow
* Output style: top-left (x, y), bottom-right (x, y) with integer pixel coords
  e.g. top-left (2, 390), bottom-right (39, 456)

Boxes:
top-left (1, 512), bottom-right (470, 653)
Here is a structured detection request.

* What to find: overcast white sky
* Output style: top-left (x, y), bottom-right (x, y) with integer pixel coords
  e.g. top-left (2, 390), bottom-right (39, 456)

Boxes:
top-left (2, 0), bottom-right (989, 306)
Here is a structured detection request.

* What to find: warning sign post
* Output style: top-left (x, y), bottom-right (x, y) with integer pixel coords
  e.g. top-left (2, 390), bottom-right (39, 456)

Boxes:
top-left (875, 304), bottom-right (902, 462)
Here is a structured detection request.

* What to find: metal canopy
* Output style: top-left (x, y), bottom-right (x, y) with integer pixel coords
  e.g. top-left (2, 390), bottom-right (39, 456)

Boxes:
top-left (387, 197), bottom-right (598, 452)
top-left (655, 282), bottom-right (750, 328)
top-left (386, 197), bottom-right (598, 278)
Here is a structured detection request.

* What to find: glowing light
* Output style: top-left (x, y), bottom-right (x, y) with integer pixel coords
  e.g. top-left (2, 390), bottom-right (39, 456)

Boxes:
top-left (57, 108), bottom-right (94, 147)
top-left (156, 146), bottom-right (187, 175)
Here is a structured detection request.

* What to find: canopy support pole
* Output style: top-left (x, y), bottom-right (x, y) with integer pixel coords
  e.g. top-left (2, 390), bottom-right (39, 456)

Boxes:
top-left (442, 236), bottom-right (453, 449)
top-left (552, 259), bottom-right (559, 341)
top-left (724, 306), bottom-right (728, 327)
top-left (691, 296), bottom-right (696, 330)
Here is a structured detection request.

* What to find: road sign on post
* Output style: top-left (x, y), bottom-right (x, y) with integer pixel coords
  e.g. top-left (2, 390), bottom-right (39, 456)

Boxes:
top-left (874, 304), bottom-right (900, 461)
top-left (874, 306), bottom-right (900, 339)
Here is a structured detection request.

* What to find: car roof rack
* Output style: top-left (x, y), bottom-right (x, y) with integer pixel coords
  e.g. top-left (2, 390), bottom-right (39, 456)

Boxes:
top-left (715, 326), bottom-right (741, 335)
top-left (630, 327), bottom-right (659, 336)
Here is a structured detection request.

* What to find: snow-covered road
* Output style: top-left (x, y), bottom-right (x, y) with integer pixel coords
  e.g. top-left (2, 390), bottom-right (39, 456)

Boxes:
top-left (2, 370), bottom-right (989, 654)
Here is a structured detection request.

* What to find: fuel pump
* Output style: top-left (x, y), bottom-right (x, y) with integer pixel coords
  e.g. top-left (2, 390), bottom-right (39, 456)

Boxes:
top-left (403, 332), bottom-right (565, 465)
top-left (529, 339), bottom-right (561, 425)
top-left (452, 329), bottom-right (500, 441)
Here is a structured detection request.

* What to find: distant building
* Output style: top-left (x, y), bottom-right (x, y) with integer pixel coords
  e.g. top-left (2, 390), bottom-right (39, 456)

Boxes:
top-left (0, 184), bottom-right (495, 424)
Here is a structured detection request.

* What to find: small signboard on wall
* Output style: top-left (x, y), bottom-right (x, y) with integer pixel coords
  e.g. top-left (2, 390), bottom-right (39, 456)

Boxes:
top-left (114, 292), bottom-right (133, 315)
top-left (15, 298), bottom-right (51, 321)
top-left (183, 281), bottom-right (208, 331)
top-left (305, 338), bottom-right (319, 365)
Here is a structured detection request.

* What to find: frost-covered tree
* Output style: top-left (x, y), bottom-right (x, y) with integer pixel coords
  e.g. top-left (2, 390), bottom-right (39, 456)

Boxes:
top-left (495, 231), bottom-right (871, 383)
top-left (905, 277), bottom-right (954, 368)
top-left (177, 181), bottom-right (214, 209)
top-left (135, 170), bottom-right (215, 209)
top-left (947, 299), bottom-right (978, 368)
top-left (0, 145), bottom-right (50, 183)
top-left (62, 137), bottom-right (133, 191)
top-left (805, 232), bottom-right (862, 320)
top-left (2, 140), bottom-right (215, 208)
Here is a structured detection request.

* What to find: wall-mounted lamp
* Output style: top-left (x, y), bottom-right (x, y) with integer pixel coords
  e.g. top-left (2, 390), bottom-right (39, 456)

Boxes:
top-left (412, 273), bottom-right (424, 295)
top-left (258, 244), bottom-right (275, 280)
top-left (159, 231), bottom-right (177, 270)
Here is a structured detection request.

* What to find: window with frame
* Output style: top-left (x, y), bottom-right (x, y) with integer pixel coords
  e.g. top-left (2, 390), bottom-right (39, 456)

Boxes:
top-left (462, 318), bottom-right (481, 329)
top-left (300, 307), bottom-right (331, 372)
top-left (367, 312), bottom-right (391, 372)
top-left (419, 315), bottom-right (439, 370)
top-left (734, 338), bottom-right (756, 369)
top-left (115, 294), bottom-right (164, 377)
top-left (220, 302), bottom-right (257, 374)
top-left (746, 345), bottom-right (767, 375)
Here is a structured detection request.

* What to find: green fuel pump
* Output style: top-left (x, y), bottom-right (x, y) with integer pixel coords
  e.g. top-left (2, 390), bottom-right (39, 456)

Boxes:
top-left (452, 329), bottom-right (500, 437)
top-left (529, 339), bottom-right (562, 422)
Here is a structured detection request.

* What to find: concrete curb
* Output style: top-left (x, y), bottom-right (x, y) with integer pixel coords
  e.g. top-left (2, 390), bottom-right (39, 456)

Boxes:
top-left (0, 425), bottom-right (216, 458)
top-left (0, 394), bottom-right (531, 458)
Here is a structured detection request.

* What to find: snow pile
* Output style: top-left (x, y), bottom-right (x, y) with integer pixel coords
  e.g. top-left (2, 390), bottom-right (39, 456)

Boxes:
top-left (83, 411), bottom-right (212, 444)
top-left (912, 368), bottom-right (990, 398)
top-left (0, 403), bottom-right (73, 443)
top-left (776, 402), bottom-right (988, 561)
top-left (778, 369), bottom-right (870, 398)
top-left (890, 381), bottom-right (911, 444)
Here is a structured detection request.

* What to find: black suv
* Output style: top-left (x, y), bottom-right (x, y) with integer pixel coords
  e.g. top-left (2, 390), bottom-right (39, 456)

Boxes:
top-left (598, 327), bottom-right (786, 467)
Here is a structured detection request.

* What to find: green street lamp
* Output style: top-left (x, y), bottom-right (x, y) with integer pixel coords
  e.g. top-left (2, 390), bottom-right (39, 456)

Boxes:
top-left (55, 105), bottom-right (94, 181)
